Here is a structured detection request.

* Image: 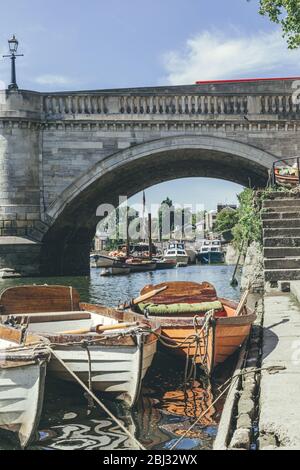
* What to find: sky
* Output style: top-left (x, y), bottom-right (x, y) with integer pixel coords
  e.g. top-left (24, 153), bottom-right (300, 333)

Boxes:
top-left (1, 0), bottom-right (298, 209)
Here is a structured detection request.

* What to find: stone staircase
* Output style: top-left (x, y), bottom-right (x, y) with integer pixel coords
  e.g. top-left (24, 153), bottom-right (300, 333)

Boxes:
top-left (262, 192), bottom-right (300, 284)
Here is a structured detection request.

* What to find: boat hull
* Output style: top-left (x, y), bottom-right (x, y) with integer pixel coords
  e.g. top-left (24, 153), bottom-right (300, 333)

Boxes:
top-left (0, 359), bottom-right (47, 448)
top-left (48, 336), bottom-right (157, 407)
top-left (136, 297), bottom-right (255, 375)
top-left (127, 262), bottom-right (156, 273)
top-left (197, 252), bottom-right (224, 264)
top-left (155, 261), bottom-right (176, 270)
top-left (91, 254), bottom-right (120, 268)
top-left (160, 321), bottom-right (251, 372)
top-left (164, 255), bottom-right (189, 265)
top-left (100, 266), bottom-right (131, 276)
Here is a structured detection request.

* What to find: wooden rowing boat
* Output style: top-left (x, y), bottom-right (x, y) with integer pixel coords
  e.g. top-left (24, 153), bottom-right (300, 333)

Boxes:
top-left (0, 285), bottom-right (160, 408)
top-left (100, 264), bottom-right (131, 276)
top-left (125, 259), bottom-right (157, 273)
top-left (0, 324), bottom-right (49, 448)
top-left (153, 259), bottom-right (177, 270)
top-left (132, 281), bottom-right (256, 375)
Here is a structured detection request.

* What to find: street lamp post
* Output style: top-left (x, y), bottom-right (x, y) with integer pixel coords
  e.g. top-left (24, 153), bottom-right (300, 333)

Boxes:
top-left (2, 35), bottom-right (24, 90)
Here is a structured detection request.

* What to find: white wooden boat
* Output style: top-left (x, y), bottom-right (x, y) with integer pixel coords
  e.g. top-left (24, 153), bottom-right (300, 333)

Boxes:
top-left (197, 239), bottom-right (225, 264)
top-left (0, 324), bottom-right (49, 448)
top-left (90, 253), bottom-right (120, 268)
top-left (100, 265), bottom-right (131, 276)
top-left (0, 268), bottom-right (21, 279)
top-left (0, 286), bottom-right (160, 408)
top-left (164, 242), bottom-right (189, 266)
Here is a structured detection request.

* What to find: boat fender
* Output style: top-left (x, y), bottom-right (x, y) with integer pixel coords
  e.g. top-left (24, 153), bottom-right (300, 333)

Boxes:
top-left (144, 307), bottom-right (150, 319)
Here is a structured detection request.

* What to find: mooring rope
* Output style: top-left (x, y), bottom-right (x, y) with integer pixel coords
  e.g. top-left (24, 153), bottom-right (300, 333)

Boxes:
top-left (81, 341), bottom-right (95, 409)
top-left (170, 364), bottom-right (286, 450)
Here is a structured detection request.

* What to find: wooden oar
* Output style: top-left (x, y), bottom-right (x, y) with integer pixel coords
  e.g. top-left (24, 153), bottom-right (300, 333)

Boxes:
top-left (236, 288), bottom-right (250, 316)
top-left (59, 321), bottom-right (140, 336)
top-left (120, 285), bottom-right (168, 310)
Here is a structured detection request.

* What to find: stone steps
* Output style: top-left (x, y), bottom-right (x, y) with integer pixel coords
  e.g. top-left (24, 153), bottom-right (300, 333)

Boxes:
top-left (264, 237), bottom-right (300, 247)
top-left (262, 218), bottom-right (300, 228)
top-left (264, 257), bottom-right (300, 269)
top-left (262, 199), bottom-right (300, 208)
top-left (261, 211), bottom-right (300, 220)
top-left (263, 227), bottom-right (300, 237)
top-left (262, 206), bottom-right (300, 214)
top-left (261, 191), bottom-right (300, 200)
top-left (264, 247), bottom-right (300, 258)
top-left (262, 193), bottom-right (300, 284)
top-left (264, 268), bottom-right (300, 282)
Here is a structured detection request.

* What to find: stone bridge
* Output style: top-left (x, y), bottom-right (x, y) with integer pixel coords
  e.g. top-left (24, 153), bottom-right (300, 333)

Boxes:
top-left (1, 78), bottom-right (300, 275)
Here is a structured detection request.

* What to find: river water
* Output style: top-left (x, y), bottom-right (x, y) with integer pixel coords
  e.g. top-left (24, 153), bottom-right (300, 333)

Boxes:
top-left (0, 264), bottom-right (241, 451)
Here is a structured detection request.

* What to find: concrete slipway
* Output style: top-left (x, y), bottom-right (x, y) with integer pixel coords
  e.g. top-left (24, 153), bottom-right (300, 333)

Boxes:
top-left (259, 285), bottom-right (300, 449)
top-left (215, 284), bottom-right (300, 450)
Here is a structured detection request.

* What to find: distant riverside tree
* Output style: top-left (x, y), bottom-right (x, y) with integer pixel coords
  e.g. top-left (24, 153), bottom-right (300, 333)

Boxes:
top-left (159, 197), bottom-right (175, 239)
top-left (249, 0), bottom-right (300, 48)
top-left (213, 207), bottom-right (239, 241)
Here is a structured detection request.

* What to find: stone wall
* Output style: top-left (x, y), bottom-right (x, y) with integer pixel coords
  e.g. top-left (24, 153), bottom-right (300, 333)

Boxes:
top-left (0, 91), bottom-right (41, 238)
top-left (241, 242), bottom-right (264, 293)
top-left (225, 243), bottom-right (242, 265)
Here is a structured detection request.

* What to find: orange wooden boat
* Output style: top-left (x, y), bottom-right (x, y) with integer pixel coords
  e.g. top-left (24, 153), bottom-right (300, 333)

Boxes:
top-left (133, 281), bottom-right (256, 375)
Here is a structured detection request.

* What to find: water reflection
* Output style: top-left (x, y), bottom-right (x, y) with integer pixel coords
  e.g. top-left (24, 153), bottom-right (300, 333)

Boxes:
top-left (25, 351), bottom-right (235, 451)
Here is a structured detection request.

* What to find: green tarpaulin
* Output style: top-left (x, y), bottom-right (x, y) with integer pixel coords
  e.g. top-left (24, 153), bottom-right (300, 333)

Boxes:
top-left (138, 300), bottom-right (223, 315)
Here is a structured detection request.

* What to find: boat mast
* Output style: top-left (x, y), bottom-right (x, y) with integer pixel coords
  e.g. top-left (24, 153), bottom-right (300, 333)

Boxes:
top-left (148, 213), bottom-right (152, 260)
top-left (126, 206), bottom-right (130, 257)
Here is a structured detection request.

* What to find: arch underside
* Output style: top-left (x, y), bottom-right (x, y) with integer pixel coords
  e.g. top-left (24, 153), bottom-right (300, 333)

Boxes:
top-left (41, 141), bottom-right (272, 275)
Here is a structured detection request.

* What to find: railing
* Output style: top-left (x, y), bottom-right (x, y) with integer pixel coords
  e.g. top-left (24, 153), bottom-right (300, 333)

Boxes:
top-left (261, 95), bottom-right (300, 114)
top-left (42, 93), bottom-right (300, 118)
top-left (272, 157), bottom-right (300, 187)
top-left (43, 94), bottom-right (249, 117)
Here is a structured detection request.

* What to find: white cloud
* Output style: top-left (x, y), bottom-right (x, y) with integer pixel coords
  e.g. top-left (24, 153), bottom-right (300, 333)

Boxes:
top-left (34, 74), bottom-right (74, 86)
top-left (0, 80), bottom-right (6, 90)
top-left (161, 30), bottom-right (300, 85)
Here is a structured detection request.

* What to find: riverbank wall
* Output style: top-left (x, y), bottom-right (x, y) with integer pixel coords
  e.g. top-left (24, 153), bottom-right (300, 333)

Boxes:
top-left (240, 242), bottom-right (264, 293)
top-left (215, 191), bottom-right (300, 450)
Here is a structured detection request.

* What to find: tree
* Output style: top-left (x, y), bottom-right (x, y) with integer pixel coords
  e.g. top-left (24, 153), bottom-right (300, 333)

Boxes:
top-left (158, 197), bottom-right (175, 239)
top-left (251, 0), bottom-right (300, 49)
top-left (232, 188), bottom-right (262, 247)
top-left (213, 208), bottom-right (239, 241)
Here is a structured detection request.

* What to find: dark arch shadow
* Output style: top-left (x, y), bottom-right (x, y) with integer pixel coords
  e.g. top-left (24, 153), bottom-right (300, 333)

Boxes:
top-left (40, 146), bottom-right (269, 275)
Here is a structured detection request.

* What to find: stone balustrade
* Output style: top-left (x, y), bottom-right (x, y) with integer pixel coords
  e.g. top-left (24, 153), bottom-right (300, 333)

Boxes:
top-left (42, 93), bottom-right (300, 117)
top-left (261, 95), bottom-right (300, 114)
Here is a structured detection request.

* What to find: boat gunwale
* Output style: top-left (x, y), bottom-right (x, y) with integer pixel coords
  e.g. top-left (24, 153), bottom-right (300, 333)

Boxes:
top-left (130, 298), bottom-right (256, 328)
top-left (30, 303), bottom-right (160, 346)
top-left (80, 302), bottom-right (161, 343)
top-left (0, 324), bottom-right (49, 350)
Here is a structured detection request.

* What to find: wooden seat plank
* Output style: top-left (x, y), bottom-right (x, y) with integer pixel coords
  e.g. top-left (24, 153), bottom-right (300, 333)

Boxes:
top-left (0, 285), bottom-right (80, 315)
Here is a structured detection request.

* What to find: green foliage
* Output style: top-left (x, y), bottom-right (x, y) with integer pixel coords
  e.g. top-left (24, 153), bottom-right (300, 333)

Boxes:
top-left (251, 0), bottom-right (300, 49)
top-left (232, 188), bottom-right (262, 248)
top-left (158, 197), bottom-right (175, 238)
top-left (213, 208), bottom-right (239, 240)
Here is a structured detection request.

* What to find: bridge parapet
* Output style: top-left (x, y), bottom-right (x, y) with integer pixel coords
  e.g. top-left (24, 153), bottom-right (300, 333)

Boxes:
top-left (41, 89), bottom-right (300, 120)
top-left (43, 93), bottom-right (250, 117)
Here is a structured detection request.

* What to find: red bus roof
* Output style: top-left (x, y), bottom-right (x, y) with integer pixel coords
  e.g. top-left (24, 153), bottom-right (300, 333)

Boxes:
top-left (195, 77), bottom-right (300, 84)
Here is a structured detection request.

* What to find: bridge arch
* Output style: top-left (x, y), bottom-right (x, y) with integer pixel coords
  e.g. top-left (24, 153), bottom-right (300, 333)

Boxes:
top-left (41, 135), bottom-right (276, 275)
